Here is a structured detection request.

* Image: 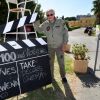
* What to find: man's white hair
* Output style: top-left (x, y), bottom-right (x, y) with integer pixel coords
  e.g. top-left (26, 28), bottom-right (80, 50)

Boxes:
top-left (46, 9), bottom-right (55, 15)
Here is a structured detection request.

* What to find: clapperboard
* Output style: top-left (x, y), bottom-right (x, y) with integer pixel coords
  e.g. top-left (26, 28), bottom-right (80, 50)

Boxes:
top-left (0, 13), bottom-right (37, 34)
top-left (0, 13), bottom-right (52, 100)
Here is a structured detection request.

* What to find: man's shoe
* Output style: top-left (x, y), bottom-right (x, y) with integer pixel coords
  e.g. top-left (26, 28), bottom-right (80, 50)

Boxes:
top-left (62, 77), bottom-right (67, 83)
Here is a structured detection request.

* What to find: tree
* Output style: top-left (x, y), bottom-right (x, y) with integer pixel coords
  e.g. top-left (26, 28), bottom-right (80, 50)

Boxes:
top-left (91, 0), bottom-right (100, 24)
top-left (0, 0), bottom-right (8, 25)
top-left (0, 0), bottom-right (44, 25)
top-left (26, 1), bottom-right (45, 23)
top-left (65, 17), bottom-right (76, 21)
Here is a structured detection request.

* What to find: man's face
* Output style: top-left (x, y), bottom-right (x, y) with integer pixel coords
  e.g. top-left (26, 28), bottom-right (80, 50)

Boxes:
top-left (46, 11), bottom-right (55, 21)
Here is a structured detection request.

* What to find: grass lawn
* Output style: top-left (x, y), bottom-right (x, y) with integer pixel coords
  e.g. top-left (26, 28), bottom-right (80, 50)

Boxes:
top-left (7, 53), bottom-right (74, 100)
top-left (65, 54), bottom-right (74, 74)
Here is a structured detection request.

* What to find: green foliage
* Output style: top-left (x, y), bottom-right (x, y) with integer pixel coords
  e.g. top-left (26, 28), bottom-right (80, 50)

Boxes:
top-left (0, 0), bottom-right (8, 24)
top-left (65, 55), bottom-right (74, 73)
top-left (69, 26), bottom-right (80, 31)
top-left (65, 17), bottom-right (76, 21)
top-left (91, 0), bottom-right (100, 24)
top-left (72, 44), bottom-right (90, 60)
top-left (37, 32), bottom-right (45, 38)
top-left (26, 2), bottom-right (45, 23)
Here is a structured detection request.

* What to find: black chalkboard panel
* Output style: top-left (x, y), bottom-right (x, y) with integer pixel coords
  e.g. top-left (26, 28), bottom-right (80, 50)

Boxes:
top-left (18, 55), bottom-right (51, 93)
top-left (0, 38), bottom-right (52, 100)
top-left (0, 63), bottom-right (20, 100)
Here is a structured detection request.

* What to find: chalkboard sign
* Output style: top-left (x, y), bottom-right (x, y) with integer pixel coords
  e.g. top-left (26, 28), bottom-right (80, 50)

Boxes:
top-left (0, 38), bottom-right (52, 100)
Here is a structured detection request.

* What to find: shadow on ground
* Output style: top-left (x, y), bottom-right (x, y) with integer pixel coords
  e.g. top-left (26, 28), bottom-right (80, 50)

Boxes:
top-left (76, 67), bottom-right (100, 88)
top-left (19, 80), bottom-right (76, 100)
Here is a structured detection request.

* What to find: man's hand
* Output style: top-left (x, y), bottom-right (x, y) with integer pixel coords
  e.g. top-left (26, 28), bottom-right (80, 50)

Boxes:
top-left (62, 43), bottom-right (70, 52)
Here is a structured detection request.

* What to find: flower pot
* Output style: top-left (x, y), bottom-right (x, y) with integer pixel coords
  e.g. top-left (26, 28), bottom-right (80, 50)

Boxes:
top-left (73, 59), bottom-right (88, 73)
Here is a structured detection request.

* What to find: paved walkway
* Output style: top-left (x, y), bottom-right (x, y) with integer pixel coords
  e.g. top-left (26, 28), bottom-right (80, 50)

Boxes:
top-left (67, 28), bottom-right (100, 100)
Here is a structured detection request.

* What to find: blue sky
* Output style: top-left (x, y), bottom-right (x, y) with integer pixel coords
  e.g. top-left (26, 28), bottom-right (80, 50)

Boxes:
top-left (38, 0), bottom-right (93, 17)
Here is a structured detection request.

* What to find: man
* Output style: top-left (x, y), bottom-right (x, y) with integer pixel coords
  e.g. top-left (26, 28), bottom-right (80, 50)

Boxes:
top-left (35, 9), bottom-right (68, 83)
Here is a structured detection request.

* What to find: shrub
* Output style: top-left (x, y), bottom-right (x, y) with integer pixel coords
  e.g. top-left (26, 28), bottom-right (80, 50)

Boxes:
top-left (72, 44), bottom-right (90, 60)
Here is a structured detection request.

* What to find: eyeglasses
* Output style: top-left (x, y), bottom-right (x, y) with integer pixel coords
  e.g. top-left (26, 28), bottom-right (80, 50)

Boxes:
top-left (47, 14), bottom-right (54, 17)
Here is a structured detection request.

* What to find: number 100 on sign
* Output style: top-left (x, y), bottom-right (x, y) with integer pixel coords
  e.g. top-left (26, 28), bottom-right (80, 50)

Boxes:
top-left (0, 52), bottom-right (16, 63)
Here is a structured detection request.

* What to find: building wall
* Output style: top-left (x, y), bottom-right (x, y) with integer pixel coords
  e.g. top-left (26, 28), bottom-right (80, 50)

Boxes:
top-left (68, 17), bottom-right (96, 27)
top-left (68, 20), bottom-right (80, 27)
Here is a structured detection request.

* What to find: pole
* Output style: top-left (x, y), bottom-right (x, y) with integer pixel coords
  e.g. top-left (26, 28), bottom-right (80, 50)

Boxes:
top-left (94, 34), bottom-right (100, 74)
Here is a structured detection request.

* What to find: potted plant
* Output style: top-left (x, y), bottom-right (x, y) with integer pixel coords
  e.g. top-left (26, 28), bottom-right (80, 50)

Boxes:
top-left (72, 43), bottom-right (90, 73)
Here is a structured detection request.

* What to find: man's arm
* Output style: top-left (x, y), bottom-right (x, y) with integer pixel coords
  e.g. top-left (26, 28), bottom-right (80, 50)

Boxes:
top-left (61, 20), bottom-right (69, 52)
top-left (62, 20), bottom-right (69, 44)
top-left (34, 20), bottom-right (45, 34)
